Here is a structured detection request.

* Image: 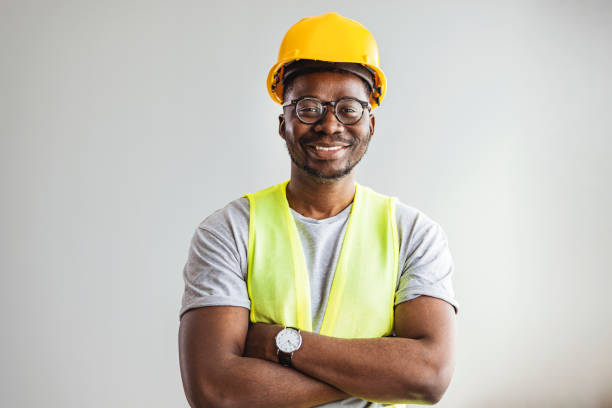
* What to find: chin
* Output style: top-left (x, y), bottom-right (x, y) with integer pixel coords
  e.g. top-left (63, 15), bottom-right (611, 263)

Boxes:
top-left (287, 145), bottom-right (364, 183)
top-left (299, 163), bottom-right (355, 183)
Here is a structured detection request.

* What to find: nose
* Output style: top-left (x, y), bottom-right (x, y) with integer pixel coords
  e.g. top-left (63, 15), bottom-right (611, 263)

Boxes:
top-left (313, 106), bottom-right (344, 135)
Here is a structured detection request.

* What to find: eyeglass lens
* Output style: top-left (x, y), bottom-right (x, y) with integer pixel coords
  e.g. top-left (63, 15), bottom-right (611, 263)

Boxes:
top-left (296, 98), bottom-right (364, 125)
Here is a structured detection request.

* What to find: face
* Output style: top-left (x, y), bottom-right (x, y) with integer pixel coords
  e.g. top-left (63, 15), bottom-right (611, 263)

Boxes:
top-left (279, 71), bottom-right (375, 182)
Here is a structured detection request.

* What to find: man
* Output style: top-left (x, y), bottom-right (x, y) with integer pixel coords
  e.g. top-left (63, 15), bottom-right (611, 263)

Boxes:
top-left (179, 12), bottom-right (458, 407)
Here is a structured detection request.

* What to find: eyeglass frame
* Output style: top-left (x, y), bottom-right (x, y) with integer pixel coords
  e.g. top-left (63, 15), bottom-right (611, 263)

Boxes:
top-left (282, 96), bottom-right (371, 125)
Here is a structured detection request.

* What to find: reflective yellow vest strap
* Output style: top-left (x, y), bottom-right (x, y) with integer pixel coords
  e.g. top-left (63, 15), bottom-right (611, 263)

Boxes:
top-left (319, 183), bottom-right (399, 338)
top-left (245, 180), bottom-right (312, 330)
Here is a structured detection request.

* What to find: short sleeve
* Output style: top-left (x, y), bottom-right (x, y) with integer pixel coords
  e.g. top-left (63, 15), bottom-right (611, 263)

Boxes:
top-left (179, 200), bottom-right (252, 318)
top-left (395, 207), bottom-right (458, 313)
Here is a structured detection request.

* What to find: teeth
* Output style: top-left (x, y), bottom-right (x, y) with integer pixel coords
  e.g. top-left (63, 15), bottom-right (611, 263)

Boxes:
top-left (314, 146), bottom-right (344, 151)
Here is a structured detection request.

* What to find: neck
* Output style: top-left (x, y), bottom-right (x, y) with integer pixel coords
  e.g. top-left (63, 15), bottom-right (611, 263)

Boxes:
top-left (286, 168), bottom-right (356, 220)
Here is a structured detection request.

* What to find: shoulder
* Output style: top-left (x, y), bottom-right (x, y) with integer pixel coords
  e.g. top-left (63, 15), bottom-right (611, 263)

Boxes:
top-left (393, 200), bottom-right (458, 313)
top-left (198, 196), bottom-right (250, 240)
top-left (360, 184), bottom-right (447, 255)
top-left (192, 196), bottom-right (250, 278)
top-left (394, 200), bottom-right (446, 246)
top-left (394, 200), bottom-right (451, 272)
top-left (358, 184), bottom-right (446, 246)
top-left (180, 197), bottom-right (251, 318)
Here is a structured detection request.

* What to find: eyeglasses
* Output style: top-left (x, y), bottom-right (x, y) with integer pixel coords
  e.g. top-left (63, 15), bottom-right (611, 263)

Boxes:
top-left (282, 97), bottom-right (371, 125)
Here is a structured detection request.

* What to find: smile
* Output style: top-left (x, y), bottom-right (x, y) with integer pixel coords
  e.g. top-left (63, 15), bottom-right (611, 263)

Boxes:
top-left (306, 144), bottom-right (350, 159)
top-left (315, 145), bottom-right (345, 151)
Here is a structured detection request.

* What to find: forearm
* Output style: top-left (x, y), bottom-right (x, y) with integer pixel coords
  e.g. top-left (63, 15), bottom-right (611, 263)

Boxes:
top-left (292, 333), bottom-right (447, 404)
top-left (179, 307), bottom-right (349, 408)
top-left (265, 297), bottom-right (457, 404)
top-left (184, 352), bottom-right (348, 407)
top-left (249, 324), bottom-right (450, 404)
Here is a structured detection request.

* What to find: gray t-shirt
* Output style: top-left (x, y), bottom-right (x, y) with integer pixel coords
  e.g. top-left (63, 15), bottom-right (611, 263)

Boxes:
top-left (180, 195), bottom-right (458, 407)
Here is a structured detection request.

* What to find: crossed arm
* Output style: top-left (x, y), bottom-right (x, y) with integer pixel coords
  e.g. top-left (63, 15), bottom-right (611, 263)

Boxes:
top-left (178, 295), bottom-right (456, 407)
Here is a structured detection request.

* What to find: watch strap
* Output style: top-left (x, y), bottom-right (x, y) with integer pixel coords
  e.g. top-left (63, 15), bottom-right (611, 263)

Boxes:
top-left (277, 349), bottom-right (293, 367)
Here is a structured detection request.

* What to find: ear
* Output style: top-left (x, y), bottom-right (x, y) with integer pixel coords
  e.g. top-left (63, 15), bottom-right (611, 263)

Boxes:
top-left (368, 113), bottom-right (375, 140)
top-left (278, 114), bottom-right (286, 141)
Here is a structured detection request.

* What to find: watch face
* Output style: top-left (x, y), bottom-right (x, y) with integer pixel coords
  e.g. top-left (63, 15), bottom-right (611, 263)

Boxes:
top-left (275, 328), bottom-right (302, 353)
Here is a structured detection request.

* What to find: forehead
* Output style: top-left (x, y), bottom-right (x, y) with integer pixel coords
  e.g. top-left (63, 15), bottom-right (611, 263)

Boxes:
top-left (286, 71), bottom-right (369, 102)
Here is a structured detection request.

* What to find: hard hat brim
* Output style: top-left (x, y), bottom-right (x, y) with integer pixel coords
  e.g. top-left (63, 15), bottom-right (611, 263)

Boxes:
top-left (267, 58), bottom-right (387, 109)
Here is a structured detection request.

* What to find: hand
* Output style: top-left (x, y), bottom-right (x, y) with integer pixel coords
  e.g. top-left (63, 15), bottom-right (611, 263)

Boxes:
top-left (244, 322), bottom-right (283, 363)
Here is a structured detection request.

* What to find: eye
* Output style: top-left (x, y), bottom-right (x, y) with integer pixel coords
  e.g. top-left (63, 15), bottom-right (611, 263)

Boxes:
top-left (296, 99), bottom-right (323, 121)
top-left (298, 107), bottom-right (321, 113)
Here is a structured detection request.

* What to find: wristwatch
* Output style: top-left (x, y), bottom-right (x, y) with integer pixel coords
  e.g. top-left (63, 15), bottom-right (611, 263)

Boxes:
top-left (275, 327), bottom-right (302, 367)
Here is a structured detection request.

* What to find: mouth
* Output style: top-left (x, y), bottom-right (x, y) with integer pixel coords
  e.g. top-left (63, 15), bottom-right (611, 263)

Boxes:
top-left (305, 143), bottom-right (351, 159)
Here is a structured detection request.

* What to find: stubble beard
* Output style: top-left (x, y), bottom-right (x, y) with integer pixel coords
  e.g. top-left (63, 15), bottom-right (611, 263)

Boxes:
top-left (284, 136), bottom-right (371, 184)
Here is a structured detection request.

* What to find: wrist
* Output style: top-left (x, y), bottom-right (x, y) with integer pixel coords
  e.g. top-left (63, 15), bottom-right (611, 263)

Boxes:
top-left (269, 326), bottom-right (284, 362)
top-left (275, 326), bottom-right (303, 367)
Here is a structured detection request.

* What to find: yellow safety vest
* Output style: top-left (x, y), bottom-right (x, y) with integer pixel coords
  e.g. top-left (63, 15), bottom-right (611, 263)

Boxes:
top-left (245, 180), bottom-right (399, 338)
top-left (245, 181), bottom-right (405, 407)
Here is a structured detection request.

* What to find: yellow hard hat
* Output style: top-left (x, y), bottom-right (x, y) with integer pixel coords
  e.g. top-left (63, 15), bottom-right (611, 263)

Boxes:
top-left (267, 12), bottom-right (387, 109)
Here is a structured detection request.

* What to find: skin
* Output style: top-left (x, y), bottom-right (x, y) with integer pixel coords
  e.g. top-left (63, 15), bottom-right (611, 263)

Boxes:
top-left (280, 71), bottom-right (374, 219)
top-left (178, 71), bottom-right (457, 407)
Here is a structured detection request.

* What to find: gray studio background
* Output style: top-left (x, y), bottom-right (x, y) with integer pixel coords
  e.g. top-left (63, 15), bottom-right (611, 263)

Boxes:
top-left (1, 1), bottom-right (611, 407)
